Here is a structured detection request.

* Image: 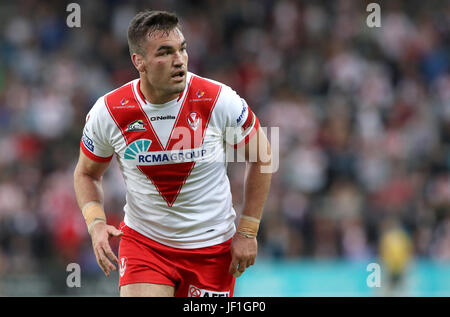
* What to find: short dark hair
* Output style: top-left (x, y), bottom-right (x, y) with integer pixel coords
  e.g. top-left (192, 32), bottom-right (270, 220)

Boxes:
top-left (127, 10), bottom-right (180, 56)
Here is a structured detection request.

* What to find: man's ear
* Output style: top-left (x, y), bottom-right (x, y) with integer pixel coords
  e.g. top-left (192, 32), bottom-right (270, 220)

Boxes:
top-left (131, 53), bottom-right (146, 73)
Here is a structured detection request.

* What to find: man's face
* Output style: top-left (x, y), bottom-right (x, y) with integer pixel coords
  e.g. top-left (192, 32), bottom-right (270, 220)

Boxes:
top-left (138, 27), bottom-right (188, 98)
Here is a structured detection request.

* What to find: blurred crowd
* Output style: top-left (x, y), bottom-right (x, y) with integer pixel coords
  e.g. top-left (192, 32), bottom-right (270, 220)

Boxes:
top-left (0, 0), bottom-right (449, 286)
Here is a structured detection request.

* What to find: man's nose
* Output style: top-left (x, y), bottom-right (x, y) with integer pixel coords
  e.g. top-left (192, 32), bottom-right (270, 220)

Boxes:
top-left (173, 52), bottom-right (184, 67)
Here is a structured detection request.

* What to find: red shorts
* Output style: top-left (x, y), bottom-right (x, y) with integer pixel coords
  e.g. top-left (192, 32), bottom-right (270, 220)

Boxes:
top-left (118, 222), bottom-right (236, 297)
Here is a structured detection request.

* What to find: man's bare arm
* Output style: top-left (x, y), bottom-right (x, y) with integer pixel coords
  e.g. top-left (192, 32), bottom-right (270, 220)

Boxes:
top-left (241, 127), bottom-right (272, 221)
top-left (229, 127), bottom-right (272, 277)
top-left (73, 151), bottom-right (123, 276)
top-left (73, 151), bottom-right (109, 209)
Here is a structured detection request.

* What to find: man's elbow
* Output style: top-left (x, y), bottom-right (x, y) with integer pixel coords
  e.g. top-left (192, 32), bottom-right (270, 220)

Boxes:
top-left (73, 163), bottom-right (82, 183)
top-left (247, 145), bottom-right (273, 174)
top-left (73, 162), bottom-right (102, 185)
top-left (261, 140), bottom-right (279, 174)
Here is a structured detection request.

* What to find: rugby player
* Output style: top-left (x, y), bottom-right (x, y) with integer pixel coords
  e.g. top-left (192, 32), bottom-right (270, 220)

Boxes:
top-left (73, 10), bottom-right (272, 297)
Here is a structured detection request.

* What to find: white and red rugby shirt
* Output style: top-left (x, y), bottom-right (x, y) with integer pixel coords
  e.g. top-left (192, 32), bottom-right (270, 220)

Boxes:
top-left (80, 72), bottom-right (259, 248)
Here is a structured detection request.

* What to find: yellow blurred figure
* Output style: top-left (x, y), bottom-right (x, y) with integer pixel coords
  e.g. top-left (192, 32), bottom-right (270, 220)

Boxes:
top-left (380, 228), bottom-right (413, 274)
top-left (379, 221), bottom-right (413, 294)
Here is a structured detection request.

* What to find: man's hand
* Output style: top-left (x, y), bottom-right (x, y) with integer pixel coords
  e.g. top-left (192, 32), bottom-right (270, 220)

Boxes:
top-left (90, 221), bottom-right (123, 277)
top-left (228, 233), bottom-right (257, 277)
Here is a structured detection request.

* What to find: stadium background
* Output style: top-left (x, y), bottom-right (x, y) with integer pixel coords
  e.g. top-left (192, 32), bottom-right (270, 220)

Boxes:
top-left (0, 0), bottom-right (449, 296)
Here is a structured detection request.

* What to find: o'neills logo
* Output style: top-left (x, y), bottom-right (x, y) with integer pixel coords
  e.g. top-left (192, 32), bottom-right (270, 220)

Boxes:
top-left (149, 115), bottom-right (176, 121)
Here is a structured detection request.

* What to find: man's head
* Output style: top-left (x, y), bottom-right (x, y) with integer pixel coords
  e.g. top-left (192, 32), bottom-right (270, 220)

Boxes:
top-left (128, 10), bottom-right (188, 102)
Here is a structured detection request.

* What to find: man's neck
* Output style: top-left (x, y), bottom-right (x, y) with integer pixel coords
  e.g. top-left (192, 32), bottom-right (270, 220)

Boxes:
top-left (139, 78), bottom-right (180, 105)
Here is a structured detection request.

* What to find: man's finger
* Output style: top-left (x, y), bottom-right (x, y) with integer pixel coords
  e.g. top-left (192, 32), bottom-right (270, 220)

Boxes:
top-left (231, 260), bottom-right (246, 278)
top-left (108, 226), bottom-right (124, 237)
top-left (94, 247), bottom-right (108, 275)
top-left (96, 245), bottom-right (114, 276)
top-left (103, 242), bottom-right (119, 266)
top-left (96, 247), bottom-right (110, 276)
top-left (233, 263), bottom-right (245, 278)
top-left (228, 258), bottom-right (239, 275)
top-left (238, 260), bottom-right (247, 273)
top-left (100, 245), bottom-right (116, 272)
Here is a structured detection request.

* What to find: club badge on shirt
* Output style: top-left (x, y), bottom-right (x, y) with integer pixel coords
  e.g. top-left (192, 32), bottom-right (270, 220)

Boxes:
top-left (126, 120), bottom-right (147, 132)
top-left (187, 112), bottom-right (200, 131)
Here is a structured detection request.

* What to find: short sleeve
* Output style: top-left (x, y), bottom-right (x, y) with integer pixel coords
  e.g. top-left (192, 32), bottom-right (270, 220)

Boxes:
top-left (219, 86), bottom-right (260, 148)
top-left (80, 97), bottom-right (114, 162)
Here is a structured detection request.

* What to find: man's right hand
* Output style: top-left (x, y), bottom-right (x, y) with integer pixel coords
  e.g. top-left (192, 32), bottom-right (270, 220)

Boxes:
top-left (90, 221), bottom-right (123, 277)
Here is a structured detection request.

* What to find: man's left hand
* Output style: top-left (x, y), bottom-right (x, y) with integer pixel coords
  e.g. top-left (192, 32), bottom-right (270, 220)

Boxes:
top-left (228, 233), bottom-right (257, 277)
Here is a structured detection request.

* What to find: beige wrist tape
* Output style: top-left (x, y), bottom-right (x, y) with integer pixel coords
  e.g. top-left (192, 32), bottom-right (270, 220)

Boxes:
top-left (237, 215), bottom-right (260, 238)
top-left (81, 202), bottom-right (106, 233)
